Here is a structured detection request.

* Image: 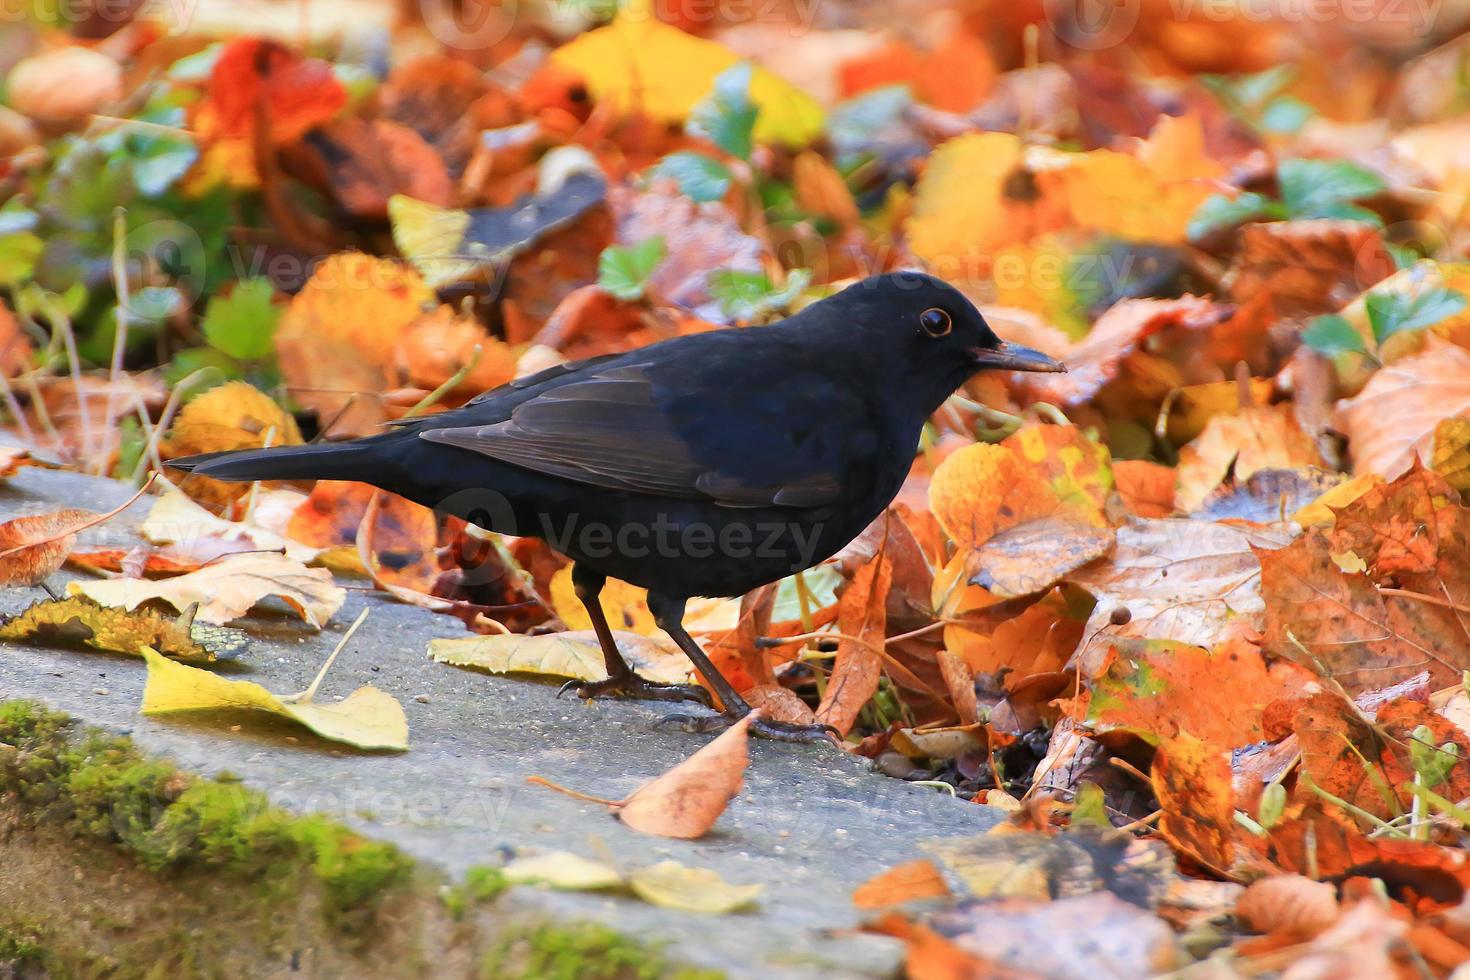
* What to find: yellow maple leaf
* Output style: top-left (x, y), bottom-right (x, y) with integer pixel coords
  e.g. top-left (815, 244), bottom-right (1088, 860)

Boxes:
top-left (429, 630), bottom-right (696, 686)
top-left (549, 4), bottom-right (822, 147)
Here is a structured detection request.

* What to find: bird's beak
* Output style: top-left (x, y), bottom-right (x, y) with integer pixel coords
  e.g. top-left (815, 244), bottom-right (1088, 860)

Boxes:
top-left (969, 341), bottom-right (1067, 373)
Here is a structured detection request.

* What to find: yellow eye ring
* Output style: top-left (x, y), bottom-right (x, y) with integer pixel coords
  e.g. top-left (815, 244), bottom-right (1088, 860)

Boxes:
top-left (919, 307), bottom-right (952, 337)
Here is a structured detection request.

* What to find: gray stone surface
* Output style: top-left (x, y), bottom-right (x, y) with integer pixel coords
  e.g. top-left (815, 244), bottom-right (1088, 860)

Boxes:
top-left (0, 466), bottom-right (1000, 978)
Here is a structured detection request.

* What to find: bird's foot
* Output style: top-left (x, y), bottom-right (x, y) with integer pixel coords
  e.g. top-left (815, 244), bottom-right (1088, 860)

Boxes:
top-left (557, 672), bottom-right (713, 707)
top-left (657, 709), bottom-right (839, 744)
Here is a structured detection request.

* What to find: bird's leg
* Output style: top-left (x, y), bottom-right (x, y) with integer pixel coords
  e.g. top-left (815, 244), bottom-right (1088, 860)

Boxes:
top-left (648, 592), bottom-right (837, 745)
top-left (557, 565), bottom-right (712, 706)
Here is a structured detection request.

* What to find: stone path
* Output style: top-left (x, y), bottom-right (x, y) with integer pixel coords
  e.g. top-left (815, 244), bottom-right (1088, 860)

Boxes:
top-left (0, 466), bottom-right (999, 978)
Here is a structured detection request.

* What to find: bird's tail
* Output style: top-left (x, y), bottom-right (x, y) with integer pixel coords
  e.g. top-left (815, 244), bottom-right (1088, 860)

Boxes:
top-left (167, 440), bottom-right (384, 484)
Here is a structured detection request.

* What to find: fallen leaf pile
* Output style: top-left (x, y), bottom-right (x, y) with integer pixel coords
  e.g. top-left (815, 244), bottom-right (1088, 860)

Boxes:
top-left (8, 0), bottom-right (1470, 970)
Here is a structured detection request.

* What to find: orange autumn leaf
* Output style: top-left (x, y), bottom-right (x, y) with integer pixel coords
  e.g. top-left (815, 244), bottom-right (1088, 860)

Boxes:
top-left (274, 253), bottom-right (435, 436)
top-left (816, 556), bottom-right (892, 737)
top-left (852, 859), bottom-right (952, 909)
top-left (1152, 733), bottom-right (1236, 874)
top-left (1113, 460), bottom-right (1177, 518)
top-left (616, 711), bottom-right (754, 839)
top-left (1084, 635), bottom-right (1315, 748)
top-left (198, 38), bottom-right (346, 146)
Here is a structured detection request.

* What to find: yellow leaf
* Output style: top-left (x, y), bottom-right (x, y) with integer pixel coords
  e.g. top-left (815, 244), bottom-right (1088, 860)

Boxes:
top-left (502, 852), bottom-right (624, 891)
top-left (164, 381), bottom-right (302, 458)
top-left (627, 860), bottom-right (763, 914)
top-left (1293, 472), bottom-right (1384, 527)
top-left (429, 630), bottom-right (695, 687)
top-left (1062, 149), bottom-right (1216, 244)
top-left (139, 647), bottom-right (408, 751)
top-left (549, 7), bottom-right (822, 147)
top-left (1175, 405), bottom-right (1325, 512)
top-left (69, 551), bottom-right (345, 627)
top-left (548, 567), bottom-right (737, 636)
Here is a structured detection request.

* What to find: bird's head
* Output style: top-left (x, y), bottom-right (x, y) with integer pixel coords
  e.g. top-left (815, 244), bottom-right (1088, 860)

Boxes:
top-left (816, 271), bottom-right (1065, 413)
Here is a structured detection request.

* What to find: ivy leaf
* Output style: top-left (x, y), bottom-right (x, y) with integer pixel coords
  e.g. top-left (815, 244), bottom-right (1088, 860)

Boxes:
top-left (708, 268), bottom-right (811, 322)
top-left (1301, 314), bottom-right (1368, 358)
top-left (1187, 191), bottom-right (1282, 239)
top-left (597, 237), bottom-right (667, 301)
top-left (1365, 285), bottom-right (1467, 345)
top-left (687, 62), bottom-right (758, 160)
top-left (1278, 159), bottom-right (1385, 221)
top-left (201, 278), bottom-right (282, 361)
top-left (649, 152), bottom-right (732, 204)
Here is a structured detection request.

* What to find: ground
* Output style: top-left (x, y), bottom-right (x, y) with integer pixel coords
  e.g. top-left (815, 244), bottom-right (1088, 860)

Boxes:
top-left (0, 465), bottom-right (998, 979)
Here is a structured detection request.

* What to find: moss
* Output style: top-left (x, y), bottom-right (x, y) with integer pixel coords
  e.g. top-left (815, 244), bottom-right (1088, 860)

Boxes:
top-left (0, 700), bottom-right (413, 927)
top-left (443, 866), bottom-right (510, 919)
top-left (480, 923), bottom-right (725, 980)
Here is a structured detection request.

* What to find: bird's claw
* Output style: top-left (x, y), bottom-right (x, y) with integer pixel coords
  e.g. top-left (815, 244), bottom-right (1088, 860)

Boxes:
top-left (557, 674), bottom-right (713, 707)
top-left (656, 710), bottom-right (840, 744)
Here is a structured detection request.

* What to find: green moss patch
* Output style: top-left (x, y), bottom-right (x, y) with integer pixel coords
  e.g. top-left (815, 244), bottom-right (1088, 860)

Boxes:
top-left (0, 700), bottom-right (413, 923)
top-left (481, 923), bottom-right (725, 980)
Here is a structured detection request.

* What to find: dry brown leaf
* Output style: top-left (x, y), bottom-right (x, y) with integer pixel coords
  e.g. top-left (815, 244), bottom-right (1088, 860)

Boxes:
top-left (1066, 518), bottom-right (1291, 672)
top-left (1113, 459), bottom-right (1177, 518)
top-left (815, 557), bottom-right (892, 737)
top-left (1176, 405), bottom-right (1326, 512)
top-left (1016, 295), bottom-right (1230, 407)
top-left (1224, 220), bottom-right (1395, 320)
top-left (69, 551), bottom-right (345, 627)
top-left (1236, 875), bottom-right (1342, 940)
top-left (616, 711), bottom-right (755, 839)
top-left (0, 482), bottom-right (149, 587)
top-left (743, 684), bottom-right (818, 726)
top-left (852, 859), bottom-right (952, 909)
top-left (1332, 340), bottom-right (1470, 478)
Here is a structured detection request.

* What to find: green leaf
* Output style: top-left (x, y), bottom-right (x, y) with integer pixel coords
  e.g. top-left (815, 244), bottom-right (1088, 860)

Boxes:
top-left (597, 236), bottom-right (666, 301)
top-left (688, 62), bottom-right (758, 160)
top-left (708, 268), bottom-right (811, 322)
top-left (0, 232), bottom-right (43, 288)
top-left (1301, 314), bottom-right (1369, 358)
top-left (1278, 158), bottom-right (1385, 220)
top-left (1187, 191), bottom-right (1279, 239)
top-left (649, 152), bottom-right (732, 204)
top-left (163, 347), bottom-right (241, 391)
top-left (201, 278), bottom-right (282, 361)
top-left (1260, 97), bottom-right (1313, 135)
top-left (1365, 285), bottom-right (1467, 344)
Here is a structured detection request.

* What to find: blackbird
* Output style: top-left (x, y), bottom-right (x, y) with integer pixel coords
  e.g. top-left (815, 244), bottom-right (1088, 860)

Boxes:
top-left (170, 271), bottom-right (1065, 741)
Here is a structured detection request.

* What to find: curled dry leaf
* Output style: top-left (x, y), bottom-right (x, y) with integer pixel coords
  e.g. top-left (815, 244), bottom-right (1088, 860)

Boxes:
top-left (140, 647), bottom-right (407, 751)
top-left (616, 711), bottom-right (755, 839)
top-left (815, 556), bottom-right (892, 737)
top-left (7, 47), bottom-right (122, 124)
top-left (0, 481), bottom-right (150, 587)
top-left (429, 630), bottom-right (696, 687)
top-left (70, 551), bottom-right (345, 627)
top-left (1236, 874), bottom-right (1342, 939)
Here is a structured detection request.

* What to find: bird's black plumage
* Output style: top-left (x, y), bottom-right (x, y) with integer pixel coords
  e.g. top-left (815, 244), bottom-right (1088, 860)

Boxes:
top-left (171, 271), bottom-right (1065, 740)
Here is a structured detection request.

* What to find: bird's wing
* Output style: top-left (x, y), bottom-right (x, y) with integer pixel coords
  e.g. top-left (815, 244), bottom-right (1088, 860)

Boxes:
top-left (417, 352), bottom-right (877, 509)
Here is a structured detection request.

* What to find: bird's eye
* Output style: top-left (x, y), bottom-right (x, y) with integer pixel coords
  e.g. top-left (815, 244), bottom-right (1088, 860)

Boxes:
top-left (919, 307), bottom-right (952, 338)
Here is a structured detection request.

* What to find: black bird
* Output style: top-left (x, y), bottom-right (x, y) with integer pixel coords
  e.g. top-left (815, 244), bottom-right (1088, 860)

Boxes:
top-left (170, 271), bottom-right (1065, 741)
